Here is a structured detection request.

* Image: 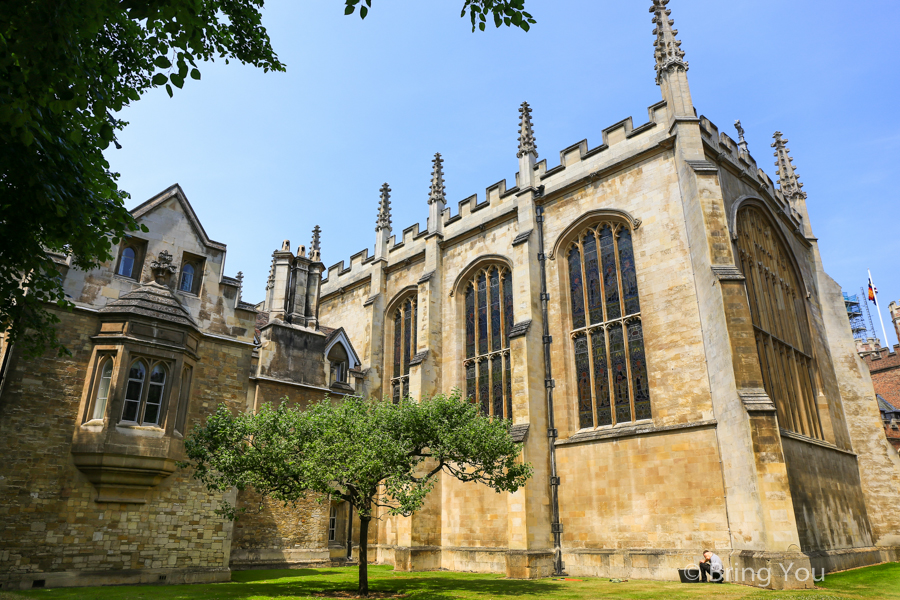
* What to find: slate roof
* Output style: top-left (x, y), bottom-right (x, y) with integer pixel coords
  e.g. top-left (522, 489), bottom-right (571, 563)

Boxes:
top-left (100, 282), bottom-right (197, 329)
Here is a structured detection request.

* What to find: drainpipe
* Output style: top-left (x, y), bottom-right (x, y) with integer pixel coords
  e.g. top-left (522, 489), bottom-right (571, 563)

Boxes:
top-left (535, 197), bottom-right (565, 576)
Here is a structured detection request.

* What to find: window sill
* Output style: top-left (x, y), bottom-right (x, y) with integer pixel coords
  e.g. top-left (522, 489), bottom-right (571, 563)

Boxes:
top-left (112, 274), bottom-right (140, 284)
top-left (557, 419), bottom-right (717, 447)
top-left (115, 423), bottom-right (166, 437)
top-left (176, 290), bottom-right (199, 298)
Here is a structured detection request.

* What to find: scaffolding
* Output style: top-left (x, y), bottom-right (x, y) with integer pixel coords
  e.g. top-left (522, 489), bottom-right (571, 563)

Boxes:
top-left (843, 292), bottom-right (869, 340)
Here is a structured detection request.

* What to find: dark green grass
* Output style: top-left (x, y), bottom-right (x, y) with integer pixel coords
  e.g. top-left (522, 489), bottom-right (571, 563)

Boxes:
top-left (1, 562), bottom-right (897, 600)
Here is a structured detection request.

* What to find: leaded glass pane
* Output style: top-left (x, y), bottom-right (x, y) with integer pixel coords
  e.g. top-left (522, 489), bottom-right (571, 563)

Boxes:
top-left (568, 246), bottom-right (586, 330)
top-left (505, 354), bottom-right (512, 420)
top-left (574, 335), bottom-right (593, 429)
top-left (490, 269), bottom-right (502, 352)
top-left (492, 356), bottom-right (503, 417)
top-left (466, 362), bottom-right (476, 402)
top-left (628, 321), bottom-right (651, 420)
top-left (583, 232), bottom-right (603, 325)
top-left (477, 273), bottom-right (488, 355)
top-left (93, 360), bottom-right (113, 420)
top-left (478, 360), bottom-right (489, 414)
top-left (592, 330), bottom-right (612, 426)
top-left (600, 225), bottom-right (620, 320)
top-left (122, 361), bottom-right (145, 423)
top-left (618, 228), bottom-right (640, 316)
top-left (609, 324), bottom-right (631, 423)
top-left (393, 310), bottom-right (402, 378)
top-left (403, 301), bottom-right (412, 376)
top-left (502, 271), bottom-right (514, 346)
top-left (401, 377), bottom-right (409, 401)
top-left (465, 285), bottom-right (476, 358)
top-left (118, 247), bottom-right (135, 278)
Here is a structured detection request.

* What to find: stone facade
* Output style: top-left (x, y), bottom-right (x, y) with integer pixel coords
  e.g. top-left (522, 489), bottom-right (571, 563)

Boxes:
top-left (1, 0), bottom-right (898, 592)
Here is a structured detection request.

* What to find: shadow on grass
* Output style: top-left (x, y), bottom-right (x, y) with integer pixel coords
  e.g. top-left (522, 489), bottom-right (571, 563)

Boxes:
top-left (228, 566), bottom-right (565, 599)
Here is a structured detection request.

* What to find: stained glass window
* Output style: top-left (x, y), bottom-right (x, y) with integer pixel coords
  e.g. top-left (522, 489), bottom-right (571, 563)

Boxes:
top-left (735, 205), bottom-right (823, 439)
top-left (462, 265), bottom-right (515, 419)
top-left (390, 294), bottom-right (417, 403)
top-left (566, 220), bottom-right (651, 428)
top-left (568, 246), bottom-right (585, 330)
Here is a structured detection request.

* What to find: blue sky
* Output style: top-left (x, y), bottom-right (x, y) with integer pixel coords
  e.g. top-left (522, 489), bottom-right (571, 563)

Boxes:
top-left (108, 0), bottom-right (900, 347)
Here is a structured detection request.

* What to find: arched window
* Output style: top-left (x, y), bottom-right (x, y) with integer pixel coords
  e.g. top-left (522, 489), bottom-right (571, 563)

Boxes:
top-left (328, 342), bottom-right (349, 385)
top-left (92, 358), bottom-right (114, 420)
top-left (391, 296), bottom-right (417, 402)
top-left (117, 247), bottom-right (136, 278)
top-left (122, 360), bottom-right (146, 422)
top-left (463, 265), bottom-right (514, 419)
top-left (179, 263), bottom-right (195, 293)
top-left (121, 359), bottom-right (169, 426)
top-left (566, 222), bottom-right (650, 429)
top-left (735, 205), bottom-right (823, 439)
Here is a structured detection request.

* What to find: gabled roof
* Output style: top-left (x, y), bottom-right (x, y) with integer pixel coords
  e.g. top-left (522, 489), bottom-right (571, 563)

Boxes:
top-left (322, 326), bottom-right (361, 370)
top-left (130, 183), bottom-right (226, 252)
top-left (877, 394), bottom-right (900, 413)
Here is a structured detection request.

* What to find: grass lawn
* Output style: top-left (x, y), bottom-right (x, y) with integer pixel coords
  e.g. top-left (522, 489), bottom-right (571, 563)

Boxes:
top-left (2, 563), bottom-right (898, 600)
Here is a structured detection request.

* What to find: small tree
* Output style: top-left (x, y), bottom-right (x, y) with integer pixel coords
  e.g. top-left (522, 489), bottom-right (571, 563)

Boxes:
top-left (182, 391), bottom-right (532, 597)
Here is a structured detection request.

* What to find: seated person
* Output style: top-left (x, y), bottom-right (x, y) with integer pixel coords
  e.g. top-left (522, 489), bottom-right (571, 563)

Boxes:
top-left (699, 550), bottom-right (724, 583)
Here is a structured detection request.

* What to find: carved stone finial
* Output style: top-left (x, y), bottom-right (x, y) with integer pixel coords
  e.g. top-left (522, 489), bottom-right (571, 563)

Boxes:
top-left (734, 120), bottom-right (748, 153)
top-left (428, 153), bottom-right (447, 206)
top-left (266, 257), bottom-right (276, 289)
top-left (376, 183), bottom-right (392, 232)
top-left (310, 226), bottom-right (322, 262)
top-left (517, 102), bottom-right (538, 158)
top-left (150, 250), bottom-right (177, 285)
top-left (650, 0), bottom-right (688, 85)
top-left (297, 244), bottom-right (306, 258)
top-left (281, 240), bottom-right (291, 252)
top-left (772, 131), bottom-right (806, 204)
top-left (236, 271), bottom-right (244, 303)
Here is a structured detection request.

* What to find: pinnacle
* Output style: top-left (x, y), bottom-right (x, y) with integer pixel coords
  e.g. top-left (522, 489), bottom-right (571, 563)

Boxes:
top-left (428, 153), bottom-right (447, 205)
top-left (376, 183), bottom-right (392, 232)
top-left (517, 101), bottom-right (538, 158)
top-left (310, 225), bottom-right (322, 261)
top-left (771, 131), bottom-right (806, 201)
top-left (650, 0), bottom-right (688, 85)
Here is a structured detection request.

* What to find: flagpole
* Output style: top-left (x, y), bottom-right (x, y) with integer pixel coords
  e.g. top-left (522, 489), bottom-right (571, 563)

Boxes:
top-left (869, 269), bottom-right (890, 349)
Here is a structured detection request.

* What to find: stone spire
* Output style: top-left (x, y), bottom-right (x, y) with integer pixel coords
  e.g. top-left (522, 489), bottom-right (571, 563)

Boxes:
top-left (428, 153), bottom-right (446, 205)
top-left (517, 102), bottom-right (538, 158)
top-left (310, 225), bottom-right (321, 262)
top-left (771, 132), bottom-right (806, 203)
top-left (376, 183), bottom-right (392, 232)
top-left (650, 0), bottom-right (688, 85)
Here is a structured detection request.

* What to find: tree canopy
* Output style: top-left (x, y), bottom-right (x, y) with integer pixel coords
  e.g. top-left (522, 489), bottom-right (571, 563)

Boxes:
top-left (0, 0), bottom-right (534, 358)
top-left (181, 392), bottom-right (533, 596)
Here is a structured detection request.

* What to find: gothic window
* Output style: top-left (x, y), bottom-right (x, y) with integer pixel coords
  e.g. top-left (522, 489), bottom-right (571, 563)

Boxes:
top-left (90, 357), bottom-right (114, 420)
top-left (567, 222), bottom-right (649, 429)
top-left (735, 206), bottom-right (823, 439)
top-left (391, 295), bottom-right (417, 402)
top-left (463, 265), bottom-right (514, 419)
top-left (328, 504), bottom-right (338, 542)
top-left (118, 247), bottom-right (136, 278)
top-left (121, 358), bottom-right (169, 426)
top-left (179, 263), bottom-right (195, 292)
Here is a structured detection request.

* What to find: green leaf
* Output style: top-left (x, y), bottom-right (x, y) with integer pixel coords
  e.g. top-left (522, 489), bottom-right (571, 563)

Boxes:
top-left (190, 68), bottom-right (201, 80)
top-left (154, 56), bottom-right (172, 69)
top-left (360, 6), bottom-right (368, 19)
top-left (166, 83), bottom-right (173, 98)
top-left (20, 129), bottom-right (34, 146)
top-left (344, 5), bottom-right (354, 15)
top-left (170, 73), bottom-right (185, 89)
top-left (152, 73), bottom-right (168, 86)
top-left (100, 124), bottom-right (114, 141)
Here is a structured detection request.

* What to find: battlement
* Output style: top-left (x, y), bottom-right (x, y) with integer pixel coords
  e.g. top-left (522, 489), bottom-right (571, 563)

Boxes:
top-left (698, 115), bottom-right (805, 227)
top-left (322, 99), bottom-right (676, 291)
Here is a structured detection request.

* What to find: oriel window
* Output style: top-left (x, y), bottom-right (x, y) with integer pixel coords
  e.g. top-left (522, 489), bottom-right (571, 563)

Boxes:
top-left (567, 222), bottom-right (650, 429)
top-left (463, 265), bottom-right (514, 419)
top-left (735, 205), bottom-right (823, 440)
top-left (391, 296), bottom-right (417, 403)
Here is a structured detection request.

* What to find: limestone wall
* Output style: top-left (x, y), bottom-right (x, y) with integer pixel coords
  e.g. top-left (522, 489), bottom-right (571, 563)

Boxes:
top-left (0, 309), bottom-right (251, 590)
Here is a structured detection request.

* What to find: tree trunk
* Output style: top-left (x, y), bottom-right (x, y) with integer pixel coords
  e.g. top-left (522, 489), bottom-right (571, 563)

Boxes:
top-left (358, 515), bottom-right (370, 597)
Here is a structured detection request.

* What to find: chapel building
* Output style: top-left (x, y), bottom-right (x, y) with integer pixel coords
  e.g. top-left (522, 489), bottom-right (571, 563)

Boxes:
top-left (1, 0), bottom-right (898, 591)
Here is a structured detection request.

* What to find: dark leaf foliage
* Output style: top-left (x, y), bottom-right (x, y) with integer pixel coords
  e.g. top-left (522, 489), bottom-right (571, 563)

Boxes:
top-left (0, 0), bottom-right (284, 357)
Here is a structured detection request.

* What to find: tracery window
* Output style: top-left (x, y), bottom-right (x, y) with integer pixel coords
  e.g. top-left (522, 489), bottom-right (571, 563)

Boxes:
top-left (391, 295), bottom-right (417, 403)
top-left (90, 357), bottom-right (114, 420)
top-left (463, 265), bottom-right (514, 419)
top-left (121, 358), bottom-right (169, 426)
top-left (735, 206), bottom-right (823, 439)
top-left (567, 222), bottom-right (650, 429)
